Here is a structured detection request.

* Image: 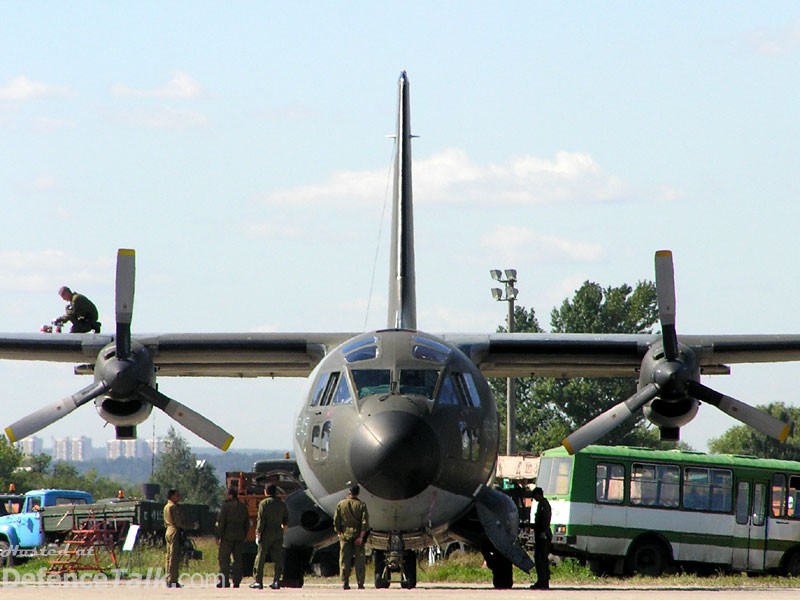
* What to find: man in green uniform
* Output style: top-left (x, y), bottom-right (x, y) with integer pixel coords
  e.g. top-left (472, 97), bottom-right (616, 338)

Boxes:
top-left (164, 488), bottom-right (195, 588)
top-left (530, 487), bottom-right (552, 590)
top-left (251, 483), bottom-right (288, 589)
top-left (54, 286), bottom-right (101, 333)
top-left (334, 484), bottom-right (370, 590)
top-left (215, 487), bottom-right (251, 588)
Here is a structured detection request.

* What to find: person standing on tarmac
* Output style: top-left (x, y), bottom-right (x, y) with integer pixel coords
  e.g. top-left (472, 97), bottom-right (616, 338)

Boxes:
top-left (530, 487), bottom-right (553, 590)
top-left (251, 483), bottom-right (288, 590)
top-left (54, 286), bottom-right (101, 333)
top-left (163, 489), bottom-right (196, 588)
top-left (215, 487), bottom-right (251, 588)
top-left (333, 484), bottom-right (370, 590)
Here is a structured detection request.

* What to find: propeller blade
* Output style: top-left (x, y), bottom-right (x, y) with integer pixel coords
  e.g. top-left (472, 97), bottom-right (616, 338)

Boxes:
top-left (562, 383), bottom-right (661, 455)
top-left (136, 385), bottom-right (234, 451)
top-left (655, 250), bottom-right (679, 361)
top-left (115, 248), bottom-right (136, 360)
top-left (5, 381), bottom-right (109, 443)
top-left (687, 381), bottom-right (791, 442)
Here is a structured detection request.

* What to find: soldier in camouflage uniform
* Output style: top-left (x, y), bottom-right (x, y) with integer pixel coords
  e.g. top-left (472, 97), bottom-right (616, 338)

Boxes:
top-left (54, 286), bottom-right (101, 333)
top-left (334, 484), bottom-right (370, 590)
top-left (215, 487), bottom-right (251, 588)
top-left (251, 483), bottom-right (288, 589)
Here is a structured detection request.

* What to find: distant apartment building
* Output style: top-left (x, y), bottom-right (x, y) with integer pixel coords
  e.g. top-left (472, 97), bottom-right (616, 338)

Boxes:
top-left (52, 436), bottom-right (92, 462)
top-left (106, 437), bottom-right (166, 460)
top-left (16, 436), bottom-right (43, 456)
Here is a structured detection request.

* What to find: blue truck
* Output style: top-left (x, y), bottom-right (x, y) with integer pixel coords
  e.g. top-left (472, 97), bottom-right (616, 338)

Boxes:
top-left (0, 488), bottom-right (93, 566)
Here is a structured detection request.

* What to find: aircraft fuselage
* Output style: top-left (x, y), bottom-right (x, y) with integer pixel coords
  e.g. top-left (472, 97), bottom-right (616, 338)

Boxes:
top-left (294, 329), bottom-right (498, 548)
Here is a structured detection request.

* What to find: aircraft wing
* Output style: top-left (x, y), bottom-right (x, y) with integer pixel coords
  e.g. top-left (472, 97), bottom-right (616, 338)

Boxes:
top-left (443, 333), bottom-right (800, 378)
top-left (0, 332), bottom-right (357, 378)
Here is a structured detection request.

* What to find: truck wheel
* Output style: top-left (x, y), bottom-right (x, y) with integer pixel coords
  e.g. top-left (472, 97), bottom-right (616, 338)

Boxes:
top-left (0, 540), bottom-right (14, 567)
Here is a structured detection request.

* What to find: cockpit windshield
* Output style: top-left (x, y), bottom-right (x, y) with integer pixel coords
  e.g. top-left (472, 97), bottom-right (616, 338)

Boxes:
top-left (399, 369), bottom-right (439, 399)
top-left (352, 368), bottom-right (440, 400)
top-left (352, 369), bottom-right (391, 399)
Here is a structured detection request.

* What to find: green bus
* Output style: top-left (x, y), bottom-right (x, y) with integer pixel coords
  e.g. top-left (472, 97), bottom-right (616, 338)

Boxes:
top-left (537, 445), bottom-right (800, 576)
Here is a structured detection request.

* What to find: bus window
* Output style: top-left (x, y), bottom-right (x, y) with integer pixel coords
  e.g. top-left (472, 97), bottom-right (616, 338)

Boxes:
top-left (753, 483), bottom-right (767, 526)
top-left (772, 473), bottom-right (787, 517)
top-left (596, 463), bottom-right (624, 504)
top-left (710, 469), bottom-right (732, 512)
top-left (631, 463), bottom-right (679, 507)
top-left (538, 457), bottom-right (572, 496)
top-left (684, 467), bottom-right (711, 511)
top-left (736, 481), bottom-right (750, 525)
top-left (788, 476), bottom-right (800, 518)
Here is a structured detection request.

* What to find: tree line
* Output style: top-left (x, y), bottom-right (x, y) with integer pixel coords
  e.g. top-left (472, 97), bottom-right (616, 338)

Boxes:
top-left (490, 279), bottom-right (800, 460)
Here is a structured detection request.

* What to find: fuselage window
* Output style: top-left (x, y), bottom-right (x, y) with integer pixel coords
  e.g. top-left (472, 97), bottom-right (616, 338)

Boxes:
top-left (331, 374), bottom-right (352, 405)
top-left (399, 370), bottom-right (439, 400)
top-left (311, 425), bottom-right (322, 461)
top-left (352, 369), bottom-right (391, 399)
top-left (320, 421), bottom-right (332, 457)
top-left (460, 422), bottom-right (480, 462)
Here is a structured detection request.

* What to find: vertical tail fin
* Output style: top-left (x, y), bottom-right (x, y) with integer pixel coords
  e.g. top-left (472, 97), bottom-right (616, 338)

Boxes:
top-left (387, 71), bottom-right (417, 330)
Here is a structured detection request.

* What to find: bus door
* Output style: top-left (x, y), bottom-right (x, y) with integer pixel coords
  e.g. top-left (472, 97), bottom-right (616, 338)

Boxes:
top-left (732, 480), bottom-right (768, 571)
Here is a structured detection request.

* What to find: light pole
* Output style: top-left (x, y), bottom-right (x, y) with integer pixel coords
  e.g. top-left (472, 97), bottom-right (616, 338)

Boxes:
top-left (490, 269), bottom-right (518, 456)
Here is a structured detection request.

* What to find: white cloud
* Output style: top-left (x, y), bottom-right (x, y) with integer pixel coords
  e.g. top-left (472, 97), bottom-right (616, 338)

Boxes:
top-left (745, 19), bottom-right (800, 55)
top-left (480, 225), bottom-right (604, 265)
top-left (259, 148), bottom-right (631, 208)
top-left (112, 71), bottom-right (203, 99)
top-left (0, 76), bottom-right (69, 100)
top-left (0, 250), bottom-right (111, 291)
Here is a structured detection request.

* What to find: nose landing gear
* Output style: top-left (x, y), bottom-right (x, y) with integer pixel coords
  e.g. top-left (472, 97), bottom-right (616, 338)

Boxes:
top-left (374, 534), bottom-right (417, 589)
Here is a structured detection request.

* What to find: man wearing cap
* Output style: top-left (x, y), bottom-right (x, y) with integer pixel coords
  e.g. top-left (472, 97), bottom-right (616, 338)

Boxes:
top-left (333, 485), bottom-right (370, 590)
top-left (54, 286), bottom-right (101, 333)
top-left (530, 487), bottom-right (552, 590)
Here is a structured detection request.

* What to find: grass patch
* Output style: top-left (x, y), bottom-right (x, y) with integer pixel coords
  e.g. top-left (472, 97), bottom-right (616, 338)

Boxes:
top-left (5, 537), bottom-right (800, 589)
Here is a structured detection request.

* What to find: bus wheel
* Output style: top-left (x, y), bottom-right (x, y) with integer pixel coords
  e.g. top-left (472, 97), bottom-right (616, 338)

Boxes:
top-left (784, 550), bottom-right (800, 576)
top-left (626, 540), bottom-right (668, 577)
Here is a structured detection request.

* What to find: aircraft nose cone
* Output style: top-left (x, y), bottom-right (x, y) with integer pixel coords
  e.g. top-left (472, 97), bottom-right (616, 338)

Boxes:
top-left (350, 410), bottom-right (440, 501)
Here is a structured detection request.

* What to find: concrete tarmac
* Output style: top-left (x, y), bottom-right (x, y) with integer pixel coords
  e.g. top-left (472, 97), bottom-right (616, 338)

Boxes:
top-left (1, 581), bottom-right (800, 599)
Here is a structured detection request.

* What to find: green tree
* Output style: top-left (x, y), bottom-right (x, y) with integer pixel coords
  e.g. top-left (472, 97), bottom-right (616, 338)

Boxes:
top-left (493, 280), bottom-right (662, 455)
top-left (152, 427), bottom-right (224, 508)
top-left (0, 437), bottom-right (22, 486)
top-left (708, 402), bottom-right (800, 460)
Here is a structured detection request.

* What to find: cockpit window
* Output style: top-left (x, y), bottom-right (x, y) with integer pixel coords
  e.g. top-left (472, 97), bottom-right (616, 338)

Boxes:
top-left (343, 337), bottom-right (379, 363)
top-left (331, 375), bottom-right (352, 405)
top-left (436, 372), bottom-right (481, 408)
top-left (399, 370), bottom-right (439, 400)
top-left (437, 374), bottom-right (461, 406)
top-left (352, 369), bottom-right (391, 399)
top-left (310, 376), bottom-right (328, 407)
top-left (462, 373), bottom-right (481, 408)
top-left (412, 335), bottom-right (451, 364)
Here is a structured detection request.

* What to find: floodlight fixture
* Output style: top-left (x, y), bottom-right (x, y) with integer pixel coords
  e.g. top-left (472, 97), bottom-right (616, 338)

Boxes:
top-left (489, 269), bottom-right (502, 281)
top-left (504, 269), bottom-right (517, 281)
top-left (491, 288), bottom-right (503, 301)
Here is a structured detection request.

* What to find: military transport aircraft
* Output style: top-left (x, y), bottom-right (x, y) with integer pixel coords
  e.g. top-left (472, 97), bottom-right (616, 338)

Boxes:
top-left (1, 71), bottom-right (799, 588)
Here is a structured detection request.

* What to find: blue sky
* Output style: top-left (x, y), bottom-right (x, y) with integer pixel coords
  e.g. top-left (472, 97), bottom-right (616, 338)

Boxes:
top-left (1, 2), bottom-right (799, 454)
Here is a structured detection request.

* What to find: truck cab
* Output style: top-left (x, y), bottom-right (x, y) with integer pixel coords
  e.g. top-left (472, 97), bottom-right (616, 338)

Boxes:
top-left (0, 489), bottom-right (93, 566)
